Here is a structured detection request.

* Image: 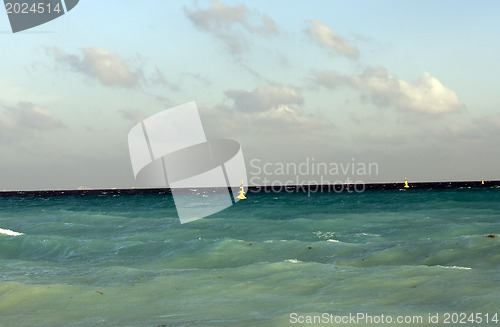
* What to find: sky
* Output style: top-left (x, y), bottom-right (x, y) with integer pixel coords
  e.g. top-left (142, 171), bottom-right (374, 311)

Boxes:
top-left (1, 0), bottom-right (500, 190)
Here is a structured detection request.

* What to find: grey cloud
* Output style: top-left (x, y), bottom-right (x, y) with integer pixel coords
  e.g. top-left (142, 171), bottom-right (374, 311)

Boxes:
top-left (472, 115), bottom-right (500, 136)
top-left (199, 101), bottom-right (337, 161)
top-left (119, 108), bottom-right (146, 123)
top-left (15, 101), bottom-right (66, 129)
top-left (257, 14), bottom-right (278, 35)
top-left (0, 112), bottom-right (16, 140)
top-left (149, 67), bottom-right (179, 91)
top-left (305, 20), bottom-right (359, 60)
top-left (182, 73), bottom-right (212, 87)
top-left (0, 101), bottom-right (65, 142)
top-left (352, 130), bottom-right (407, 146)
top-left (149, 67), bottom-right (167, 85)
top-left (202, 84), bottom-right (339, 159)
top-left (277, 53), bottom-right (291, 68)
top-left (428, 124), bottom-right (484, 143)
top-left (225, 85), bottom-right (303, 112)
top-left (309, 69), bottom-right (344, 89)
top-left (184, 0), bottom-right (278, 54)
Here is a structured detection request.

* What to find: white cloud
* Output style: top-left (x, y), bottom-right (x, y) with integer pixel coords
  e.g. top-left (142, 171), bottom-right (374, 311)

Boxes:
top-left (184, 0), bottom-right (278, 54)
top-left (45, 46), bottom-right (143, 87)
top-left (305, 20), bottom-right (359, 60)
top-left (82, 47), bottom-right (141, 87)
top-left (312, 67), bottom-right (465, 114)
top-left (349, 67), bottom-right (465, 114)
top-left (225, 84), bottom-right (303, 112)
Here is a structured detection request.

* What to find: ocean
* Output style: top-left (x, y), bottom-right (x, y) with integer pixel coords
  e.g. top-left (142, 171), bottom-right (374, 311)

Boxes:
top-left (1, 187), bottom-right (500, 326)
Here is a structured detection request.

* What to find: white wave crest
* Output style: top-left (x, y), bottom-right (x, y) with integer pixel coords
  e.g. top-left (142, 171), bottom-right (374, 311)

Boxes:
top-left (435, 265), bottom-right (472, 270)
top-left (0, 228), bottom-right (24, 236)
top-left (285, 259), bottom-right (302, 264)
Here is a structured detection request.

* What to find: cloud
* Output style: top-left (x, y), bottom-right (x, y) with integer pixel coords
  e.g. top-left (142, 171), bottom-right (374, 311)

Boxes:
top-left (0, 112), bottom-right (16, 136)
top-left (119, 108), bottom-right (146, 123)
top-left (148, 67), bottom-right (179, 91)
top-left (312, 67), bottom-right (465, 114)
top-left (0, 101), bottom-right (65, 142)
top-left (305, 20), bottom-right (463, 115)
top-left (14, 102), bottom-right (65, 129)
top-left (352, 130), bottom-right (407, 146)
top-left (184, 0), bottom-right (278, 54)
top-left (471, 115), bottom-right (500, 136)
top-left (349, 67), bottom-right (465, 114)
top-left (224, 84), bottom-right (303, 112)
top-left (305, 20), bottom-right (359, 60)
top-left (206, 104), bottom-right (330, 133)
top-left (199, 100), bottom-right (337, 160)
top-left (309, 69), bottom-right (343, 89)
top-left (181, 72), bottom-right (212, 87)
top-left (427, 123), bottom-right (483, 144)
top-left (45, 46), bottom-right (143, 87)
top-left (197, 84), bottom-right (339, 161)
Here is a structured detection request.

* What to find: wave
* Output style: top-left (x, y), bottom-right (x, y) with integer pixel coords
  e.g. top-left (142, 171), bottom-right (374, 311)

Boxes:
top-left (0, 228), bottom-right (23, 236)
top-left (434, 265), bottom-right (472, 270)
top-left (285, 259), bottom-right (302, 263)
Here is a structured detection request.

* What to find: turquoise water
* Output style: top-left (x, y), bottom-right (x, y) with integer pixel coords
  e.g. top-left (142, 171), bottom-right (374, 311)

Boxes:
top-left (1, 188), bottom-right (500, 326)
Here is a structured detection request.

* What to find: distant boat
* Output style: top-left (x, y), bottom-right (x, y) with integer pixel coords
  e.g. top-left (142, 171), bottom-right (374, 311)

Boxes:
top-left (0, 228), bottom-right (23, 236)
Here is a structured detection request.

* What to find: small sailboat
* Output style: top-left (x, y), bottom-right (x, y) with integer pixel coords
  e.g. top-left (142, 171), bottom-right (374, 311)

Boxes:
top-left (236, 180), bottom-right (247, 200)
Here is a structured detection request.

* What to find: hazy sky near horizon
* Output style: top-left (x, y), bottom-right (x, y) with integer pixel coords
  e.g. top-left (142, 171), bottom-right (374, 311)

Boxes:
top-left (1, 0), bottom-right (500, 190)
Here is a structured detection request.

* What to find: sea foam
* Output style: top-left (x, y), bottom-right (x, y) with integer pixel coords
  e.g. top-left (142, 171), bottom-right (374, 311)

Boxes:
top-left (0, 228), bottom-right (23, 236)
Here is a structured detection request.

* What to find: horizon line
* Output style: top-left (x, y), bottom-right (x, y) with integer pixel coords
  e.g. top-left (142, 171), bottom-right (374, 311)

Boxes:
top-left (1, 179), bottom-right (499, 195)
